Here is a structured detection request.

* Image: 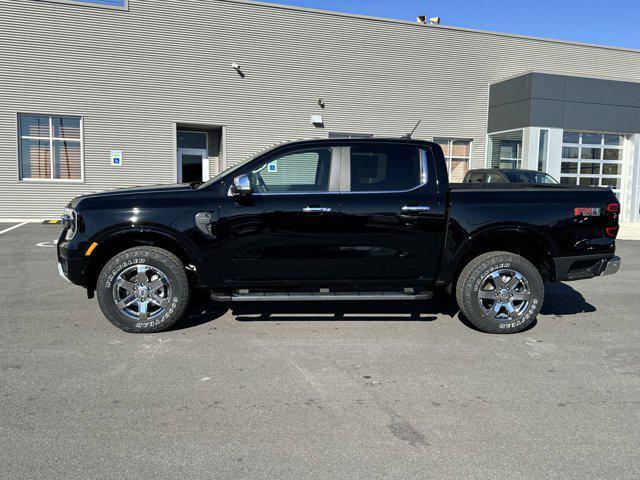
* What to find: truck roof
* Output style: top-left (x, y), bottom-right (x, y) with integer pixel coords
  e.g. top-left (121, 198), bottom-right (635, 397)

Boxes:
top-left (273, 137), bottom-right (436, 146)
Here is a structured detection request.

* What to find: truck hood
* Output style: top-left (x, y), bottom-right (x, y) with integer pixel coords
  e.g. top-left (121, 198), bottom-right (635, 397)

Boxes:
top-left (69, 183), bottom-right (194, 208)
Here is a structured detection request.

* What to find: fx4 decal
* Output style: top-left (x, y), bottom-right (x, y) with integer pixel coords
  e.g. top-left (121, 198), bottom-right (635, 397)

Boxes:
top-left (574, 207), bottom-right (601, 217)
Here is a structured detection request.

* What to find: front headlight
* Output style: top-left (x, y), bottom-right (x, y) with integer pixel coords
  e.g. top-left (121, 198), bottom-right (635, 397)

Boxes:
top-left (61, 207), bottom-right (77, 241)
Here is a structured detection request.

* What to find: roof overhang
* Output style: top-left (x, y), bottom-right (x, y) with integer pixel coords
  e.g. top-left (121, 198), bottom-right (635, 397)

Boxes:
top-left (488, 72), bottom-right (640, 134)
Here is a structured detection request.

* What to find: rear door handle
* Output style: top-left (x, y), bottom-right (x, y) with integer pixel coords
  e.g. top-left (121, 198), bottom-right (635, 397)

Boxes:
top-left (401, 205), bottom-right (431, 213)
top-left (303, 206), bottom-right (332, 213)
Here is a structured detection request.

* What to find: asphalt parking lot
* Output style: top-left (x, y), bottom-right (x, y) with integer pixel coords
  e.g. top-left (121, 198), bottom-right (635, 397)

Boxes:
top-left (1, 222), bottom-right (639, 480)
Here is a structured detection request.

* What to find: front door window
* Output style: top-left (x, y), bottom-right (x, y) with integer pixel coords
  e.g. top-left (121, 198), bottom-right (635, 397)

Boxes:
top-left (250, 147), bottom-right (335, 193)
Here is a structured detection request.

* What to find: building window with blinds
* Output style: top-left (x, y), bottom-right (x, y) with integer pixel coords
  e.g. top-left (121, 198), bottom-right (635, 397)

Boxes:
top-left (487, 130), bottom-right (523, 169)
top-left (18, 114), bottom-right (83, 181)
top-left (433, 138), bottom-right (472, 182)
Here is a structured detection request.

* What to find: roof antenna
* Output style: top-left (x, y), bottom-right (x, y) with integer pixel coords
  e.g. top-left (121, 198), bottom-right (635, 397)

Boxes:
top-left (402, 120), bottom-right (421, 139)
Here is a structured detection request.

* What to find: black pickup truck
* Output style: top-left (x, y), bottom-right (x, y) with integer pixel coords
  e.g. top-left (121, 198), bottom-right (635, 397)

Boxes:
top-left (57, 138), bottom-right (621, 334)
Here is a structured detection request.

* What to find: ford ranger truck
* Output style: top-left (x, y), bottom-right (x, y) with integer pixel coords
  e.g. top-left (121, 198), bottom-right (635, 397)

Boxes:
top-left (57, 138), bottom-right (621, 334)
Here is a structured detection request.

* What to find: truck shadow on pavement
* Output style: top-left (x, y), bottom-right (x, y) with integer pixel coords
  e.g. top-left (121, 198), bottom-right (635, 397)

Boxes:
top-left (540, 282), bottom-right (597, 316)
top-left (171, 282), bottom-right (596, 331)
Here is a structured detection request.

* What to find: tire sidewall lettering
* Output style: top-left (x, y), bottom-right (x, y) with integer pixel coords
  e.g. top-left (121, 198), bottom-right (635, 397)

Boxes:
top-left (497, 297), bottom-right (540, 330)
top-left (135, 297), bottom-right (180, 329)
top-left (105, 258), bottom-right (147, 288)
top-left (472, 262), bottom-right (511, 293)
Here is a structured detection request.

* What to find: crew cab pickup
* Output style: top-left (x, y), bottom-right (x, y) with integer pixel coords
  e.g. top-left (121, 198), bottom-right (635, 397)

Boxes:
top-left (57, 138), bottom-right (621, 334)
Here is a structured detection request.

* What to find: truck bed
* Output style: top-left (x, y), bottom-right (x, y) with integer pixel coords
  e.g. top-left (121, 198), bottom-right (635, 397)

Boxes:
top-left (449, 182), bottom-right (610, 192)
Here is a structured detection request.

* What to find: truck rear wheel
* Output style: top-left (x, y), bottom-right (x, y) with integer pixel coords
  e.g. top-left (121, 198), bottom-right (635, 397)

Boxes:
top-left (96, 247), bottom-right (190, 333)
top-left (456, 251), bottom-right (544, 334)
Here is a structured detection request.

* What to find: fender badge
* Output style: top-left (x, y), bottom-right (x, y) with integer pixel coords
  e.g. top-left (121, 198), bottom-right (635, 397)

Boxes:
top-left (574, 207), bottom-right (601, 217)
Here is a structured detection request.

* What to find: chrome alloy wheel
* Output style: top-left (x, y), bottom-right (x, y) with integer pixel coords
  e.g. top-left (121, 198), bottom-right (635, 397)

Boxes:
top-left (477, 269), bottom-right (531, 321)
top-left (112, 264), bottom-right (171, 322)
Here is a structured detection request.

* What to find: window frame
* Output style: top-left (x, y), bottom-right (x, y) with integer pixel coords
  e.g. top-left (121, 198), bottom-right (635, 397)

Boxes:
top-left (559, 130), bottom-right (625, 193)
top-left (18, 113), bottom-right (85, 183)
top-left (433, 138), bottom-right (473, 182)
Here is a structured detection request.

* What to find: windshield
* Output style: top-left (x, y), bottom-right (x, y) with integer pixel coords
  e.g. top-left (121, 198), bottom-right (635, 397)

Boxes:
top-left (504, 171), bottom-right (558, 184)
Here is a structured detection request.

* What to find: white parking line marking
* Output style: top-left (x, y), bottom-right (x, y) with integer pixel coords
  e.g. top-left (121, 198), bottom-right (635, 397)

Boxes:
top-left (0, 222), bottom-right (28, 235)
top-left (36, 240), bottom-right (58, 248)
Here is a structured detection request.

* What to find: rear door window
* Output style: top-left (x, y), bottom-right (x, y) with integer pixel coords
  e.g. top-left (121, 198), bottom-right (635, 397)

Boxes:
top-left (348, 144), bottom-right (425, 192)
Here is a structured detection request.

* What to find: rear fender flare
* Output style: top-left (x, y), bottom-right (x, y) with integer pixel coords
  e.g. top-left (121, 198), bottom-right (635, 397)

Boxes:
top-left (444, 224), bottom-right (559, 284)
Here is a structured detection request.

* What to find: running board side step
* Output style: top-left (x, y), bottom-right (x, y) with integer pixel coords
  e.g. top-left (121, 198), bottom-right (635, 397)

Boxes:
top-left (211, 291), bottom-right (433, 302)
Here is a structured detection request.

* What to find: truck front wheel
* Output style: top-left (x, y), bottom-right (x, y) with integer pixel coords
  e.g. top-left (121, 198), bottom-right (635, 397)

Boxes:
top-left (455, 251), bottom-right (544, 334)
top-left (96, 247), bottom-right (190, 333)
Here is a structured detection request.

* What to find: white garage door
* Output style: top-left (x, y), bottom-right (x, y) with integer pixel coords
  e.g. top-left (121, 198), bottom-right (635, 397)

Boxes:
top-left (560, 131), bottom-right (625, 197)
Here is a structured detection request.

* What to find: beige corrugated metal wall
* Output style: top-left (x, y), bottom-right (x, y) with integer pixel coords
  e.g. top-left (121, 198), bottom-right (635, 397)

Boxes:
top-left (1, 0), bottom-right (639, 218)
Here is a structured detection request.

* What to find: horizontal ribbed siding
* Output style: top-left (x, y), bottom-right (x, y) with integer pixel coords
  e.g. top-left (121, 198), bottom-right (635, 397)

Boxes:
top-left (1, 0), bottom-right (639, 217)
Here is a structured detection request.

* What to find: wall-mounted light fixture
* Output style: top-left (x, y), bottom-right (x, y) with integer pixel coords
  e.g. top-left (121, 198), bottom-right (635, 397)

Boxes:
top-left (231, 62), bottom-right (245, 78)
top-left (416, 15), bottom-right (441, 25)
top-left (317, 97), bottom-right (325, 108)
top-left (310, 115), bottom-right (324, 127)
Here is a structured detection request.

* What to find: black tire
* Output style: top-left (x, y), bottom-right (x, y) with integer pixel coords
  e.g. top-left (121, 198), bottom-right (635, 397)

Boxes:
top-left (455, 251), bottom-right (544, 334)
top-left (96, 247), bottom-right (190, 333)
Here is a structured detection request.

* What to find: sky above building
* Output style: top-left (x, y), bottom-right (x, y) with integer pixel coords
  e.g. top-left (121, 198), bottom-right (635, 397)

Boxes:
top-left (269, 0), bottom-right (639, 50)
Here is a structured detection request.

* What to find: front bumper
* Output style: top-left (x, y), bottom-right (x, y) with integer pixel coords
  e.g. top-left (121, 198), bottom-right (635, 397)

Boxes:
top-left (554, 254), bottom-right (621, 282)
top-left (57, 233), bottom-right (90, 287)
top-left (58, 262), bottom-right (72, 283)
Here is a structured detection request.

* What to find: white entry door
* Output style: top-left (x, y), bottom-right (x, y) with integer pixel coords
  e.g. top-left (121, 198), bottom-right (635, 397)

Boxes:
top-left (177, 130), bottom-right (209, 183)
top-left (178, 148), bottom-right (209, 183)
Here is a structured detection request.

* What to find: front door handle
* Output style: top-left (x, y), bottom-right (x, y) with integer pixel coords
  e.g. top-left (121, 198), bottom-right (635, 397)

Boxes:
top-left (401, 205), bottom-right (431, 213)
top-left (303, 206), bottom-right (332, 213)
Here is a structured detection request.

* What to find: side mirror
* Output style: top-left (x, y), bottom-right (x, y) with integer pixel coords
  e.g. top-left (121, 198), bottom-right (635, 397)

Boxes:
top-left (231, 174), bottom-right (252, 195)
